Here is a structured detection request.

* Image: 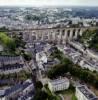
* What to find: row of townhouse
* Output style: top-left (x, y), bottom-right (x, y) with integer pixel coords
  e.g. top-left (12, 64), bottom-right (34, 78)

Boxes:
top-left (76, 85), bottom-right (98, 100)
top-left (0, 79), bottom-right (34, 100)
top-left (0, 56), bottom-right (27, 74)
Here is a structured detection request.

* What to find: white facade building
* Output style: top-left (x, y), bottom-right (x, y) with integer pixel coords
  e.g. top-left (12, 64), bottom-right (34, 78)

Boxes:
top-left (36, 52), bottom-right (47, 63)
top-left (0, 45), bottom-right (3, 52)
top-left (75, 85), bottom-right (98, 100)
top-left (48, 77), bottom-right (70, 92)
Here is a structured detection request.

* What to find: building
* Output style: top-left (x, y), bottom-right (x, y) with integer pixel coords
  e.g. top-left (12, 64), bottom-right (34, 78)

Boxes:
top-left (58, 43), bottom-right (98, 72)
top-left (0, 79), bottom-right (34, 100)
top-left (43, 58), bottom-right (60, 71)
top-left (0, 89), bottom-right (6, 100)
top-left (0, 45), bottom-right (3, 52)
top-left (0, 56), bottom-right (26, 74)
top-left (0, 64), bottom-right (25, 74)
top-left (18, 80), bottom-right (34, 100)
top-left (48, 77), bottom-right (70, 92)
top-left (75, 85), bottom-right (98, 100)
top-left (0, 56), bottom-right (23, 65)
top-left (36, 52), bottom-right (47, 63)
top-left (0, 84), bottom-right (22, 100)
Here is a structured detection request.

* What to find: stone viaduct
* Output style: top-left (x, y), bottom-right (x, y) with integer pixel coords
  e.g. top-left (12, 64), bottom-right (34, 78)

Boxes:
top-left (8, 26), bottom-right (98, 44)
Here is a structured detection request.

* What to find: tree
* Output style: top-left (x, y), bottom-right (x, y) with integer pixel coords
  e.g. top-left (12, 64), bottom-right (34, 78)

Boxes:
top-left (34, 90), bottom-right (48, 100)
top-left (23, 52), bottom-right (32, 61)
top-left (48, 52), bottom-right (98, 89)
top-left (0, 32), bottom-right (16, 51)
top-left (35, 81), bottom-right (43, 90)
top-left (79, 29), bottom-right (98, 51)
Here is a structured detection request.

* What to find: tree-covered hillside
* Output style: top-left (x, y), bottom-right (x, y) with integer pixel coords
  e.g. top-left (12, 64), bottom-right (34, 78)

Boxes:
top-left (79, 29), bottom-right (98, 51)
top-left (0, 32), bottom-right (16, 50)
